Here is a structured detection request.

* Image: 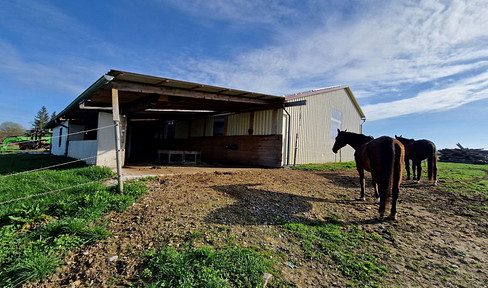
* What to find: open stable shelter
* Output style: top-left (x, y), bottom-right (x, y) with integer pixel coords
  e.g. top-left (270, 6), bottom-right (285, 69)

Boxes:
top-left (47, 70), bottom-right (365, 168)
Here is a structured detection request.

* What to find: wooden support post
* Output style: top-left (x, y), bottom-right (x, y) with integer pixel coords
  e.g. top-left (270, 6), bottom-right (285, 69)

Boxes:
top-left (112, 88), bottom-right (123, 192)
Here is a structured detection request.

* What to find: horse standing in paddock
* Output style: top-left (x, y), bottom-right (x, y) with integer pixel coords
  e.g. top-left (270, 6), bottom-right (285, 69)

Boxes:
top-left (395, 136), bottom-right (437, 186)
top-left (332, 130), bottom-right (405, 220)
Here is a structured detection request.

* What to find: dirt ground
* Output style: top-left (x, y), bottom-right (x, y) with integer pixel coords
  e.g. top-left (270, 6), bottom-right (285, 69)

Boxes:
top-left (30, 166), bottom-right (488, 288)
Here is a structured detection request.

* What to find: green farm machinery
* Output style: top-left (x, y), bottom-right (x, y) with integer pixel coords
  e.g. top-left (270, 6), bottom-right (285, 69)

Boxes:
top-left (1, 130), bottom-right (51, 151)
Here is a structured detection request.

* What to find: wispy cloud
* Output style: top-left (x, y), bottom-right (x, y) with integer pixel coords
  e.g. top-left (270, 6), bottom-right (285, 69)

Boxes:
top-left (0, 40), bottom-right (105, 95)
top-left (0, 1), bottom-right (121, 95)
top-left (166, 0), bottom-right (488, 119)
top-left (362, 70), bottom-right (488, 121)
top-left (2, 0), bottom-right (488, 124)
top-left (157, 0), bottom-right (300, 26)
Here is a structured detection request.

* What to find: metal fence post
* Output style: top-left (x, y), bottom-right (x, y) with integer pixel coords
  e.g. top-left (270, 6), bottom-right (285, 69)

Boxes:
top-left (112, 88), bottom-right (123, 192)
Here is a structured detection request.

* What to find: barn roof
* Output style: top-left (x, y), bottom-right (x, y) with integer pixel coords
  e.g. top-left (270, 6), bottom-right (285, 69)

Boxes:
top-left (284, 85), bottom-right (366, 120)
top-left (47, 69), bottom-right (284, 127)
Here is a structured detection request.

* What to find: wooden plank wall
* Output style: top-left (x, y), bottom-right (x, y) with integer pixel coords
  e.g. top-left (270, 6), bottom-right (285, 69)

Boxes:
top-left (186, 135), bottom-right (282, 167)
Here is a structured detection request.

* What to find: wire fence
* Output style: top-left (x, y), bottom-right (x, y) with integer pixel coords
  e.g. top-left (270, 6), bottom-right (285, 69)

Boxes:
top-left (0, 124), bottom-right (124, 287)
top-left (0, 124), bottom-right (116, 149)
top-left (0, 178), bottom-right (115, 205)
top-left (0, 124), bottom-right (119, 205)
top-left (0, 155), bottom-right (98, 179)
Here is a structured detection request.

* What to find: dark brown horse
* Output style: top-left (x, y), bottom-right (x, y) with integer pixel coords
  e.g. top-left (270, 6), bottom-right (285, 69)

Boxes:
top-left (332, 130), bottom-right (404, 220)
top-left (395, 136), bottom-right (437, 186)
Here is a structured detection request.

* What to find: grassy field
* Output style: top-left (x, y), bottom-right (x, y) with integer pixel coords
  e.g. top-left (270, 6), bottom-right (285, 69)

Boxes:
top-left (0, 154), bottom-right (147, 287)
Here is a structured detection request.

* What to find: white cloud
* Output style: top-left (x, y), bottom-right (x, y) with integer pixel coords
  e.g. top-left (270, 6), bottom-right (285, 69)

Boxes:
top-left (157, 0), bottom-right (299, 26)
top-left (0, 40), bottom-right (106, 95)
top-left (170, 0), bottom-right (488, 118)
top-left (362, 70), bottom-right (488, 121)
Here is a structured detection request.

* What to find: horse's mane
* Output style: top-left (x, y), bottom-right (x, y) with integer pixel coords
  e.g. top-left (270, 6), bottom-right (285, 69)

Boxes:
top-left (340, 131), bottom-right (374, 149)
top-left (395, 135), bottom-right (414, 143)
top-left (343, 131), bottom-right (374, 142)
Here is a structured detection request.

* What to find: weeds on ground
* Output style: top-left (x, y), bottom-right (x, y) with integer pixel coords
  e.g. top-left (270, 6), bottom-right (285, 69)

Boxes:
top-left (0, 154), bottom-right (148, 287)
top-left (142, 246), bottom-right (274, 288)
top-left (283, 220), bottom-right (386, 287)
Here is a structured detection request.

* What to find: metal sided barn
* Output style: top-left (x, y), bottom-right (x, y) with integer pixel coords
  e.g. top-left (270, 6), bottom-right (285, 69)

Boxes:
top-left (283, 87), bottom-right (366, 166)
top-left (47, 70), bottom-right (365, 168)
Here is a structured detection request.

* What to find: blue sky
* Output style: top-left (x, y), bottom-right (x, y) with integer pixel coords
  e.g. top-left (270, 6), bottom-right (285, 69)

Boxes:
top-left (1, 0), bottom-right (487, 149)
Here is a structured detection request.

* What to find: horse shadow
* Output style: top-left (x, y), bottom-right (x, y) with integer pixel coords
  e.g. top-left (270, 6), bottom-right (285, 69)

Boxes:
top-left (315, 171), bottom-right (376, 191)
top-left (203, 183), bottom-right (329, 226)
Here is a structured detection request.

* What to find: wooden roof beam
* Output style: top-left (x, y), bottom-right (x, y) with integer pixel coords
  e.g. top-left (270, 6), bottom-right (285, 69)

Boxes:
top-left (111, 81), bottom-right (279, 105)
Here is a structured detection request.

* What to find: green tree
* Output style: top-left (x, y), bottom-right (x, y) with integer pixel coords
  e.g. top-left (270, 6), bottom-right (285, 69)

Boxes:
top-left (0, 121), bottom-right (26, 141)
top-left (33, 106), bottom-right (50, 130)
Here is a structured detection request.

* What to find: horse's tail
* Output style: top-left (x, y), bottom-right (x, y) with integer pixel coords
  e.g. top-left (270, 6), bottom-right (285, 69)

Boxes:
top-left (376, 138), bottom-right (396, 204)
top-left (428, 144), bottom-right (437, 183)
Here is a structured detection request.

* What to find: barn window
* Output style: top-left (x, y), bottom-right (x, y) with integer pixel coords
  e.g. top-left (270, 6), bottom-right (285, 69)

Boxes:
top-left (213, 116), bottom-right (225, 136)
top-left (331, 109), bottom-right (342, 139)
top-left (58, 128), bottom-right (63, 147)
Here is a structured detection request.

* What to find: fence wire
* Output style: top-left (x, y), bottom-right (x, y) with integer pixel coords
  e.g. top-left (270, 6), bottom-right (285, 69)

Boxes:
top-left (0, 177), bottom-right (115, 205)
top-left (0, 155), bottom-right (98, 179)
top-left (0, 124), bottom-right (124, 288)
top-left (0, 124), bottom-right (121, 205)
top-left (1, 124), bottom-right (116, 148)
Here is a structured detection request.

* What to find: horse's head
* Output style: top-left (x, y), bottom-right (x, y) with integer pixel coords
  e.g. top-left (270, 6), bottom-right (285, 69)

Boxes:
top-left (332, 129), bottom-right (347, 153)
top-left (333, 129), bottom-right (374, 152)
top-left (395, 135), bottom-right (414, 145)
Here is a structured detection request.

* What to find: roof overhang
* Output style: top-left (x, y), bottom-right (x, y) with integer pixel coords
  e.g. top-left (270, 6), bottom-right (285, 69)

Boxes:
top-left (47, 69), bottom-right (285, 128)
top-left (284, 85), bottom-right (366, 120)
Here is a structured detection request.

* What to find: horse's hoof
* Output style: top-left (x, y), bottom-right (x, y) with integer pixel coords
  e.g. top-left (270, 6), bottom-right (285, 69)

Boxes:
top-left (375, 214), bottom-right (384, 221)
top-left (359, 197), bottom-right (366, 201)
top-left (375, 198), bottom-right (380, 204)
top-left (387, 214), bottom-right (397, 221)
top-left (416, 180), bottom-right (420, 184)
top-left (434, 181), bottom-right (437, 186)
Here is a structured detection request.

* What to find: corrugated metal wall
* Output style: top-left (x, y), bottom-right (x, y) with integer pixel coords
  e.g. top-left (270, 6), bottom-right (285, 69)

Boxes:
top-left (175, 121), bottom-right (189, 139)
top-left (204, 118), bottom-right (213, 136)
top-left (255, 109), bottom-right (282, 135)
top-left (283, 89), bottom-right (363, 165)
top-left (177, 109), bottom-right (283, 138)
top-left (190, 118), bottom-right (205, 137)
top-left (227, 113), bottom-right (251, 136)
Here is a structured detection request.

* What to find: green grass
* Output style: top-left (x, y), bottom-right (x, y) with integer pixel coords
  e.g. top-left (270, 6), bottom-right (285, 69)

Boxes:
top-left (282, 220), bottom-right (386, 287)
top-left (0, 154), bottom-right (148, 287)
top-left (291, 161), bottom-right (357, 171)
top-left (0, 153), bottom-right (87, 174)
top-left (288, 161), bottom-right (488, 285)
top-left (142, 246), bottom-right (274, 288)
top-left (437, 162), bottom-right (487, 181)
top-left (436, 162), bottom-right (488, 199)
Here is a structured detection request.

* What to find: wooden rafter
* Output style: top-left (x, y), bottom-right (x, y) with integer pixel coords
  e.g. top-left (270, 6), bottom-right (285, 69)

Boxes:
top-left (111, 81), bottom-right (274, 105)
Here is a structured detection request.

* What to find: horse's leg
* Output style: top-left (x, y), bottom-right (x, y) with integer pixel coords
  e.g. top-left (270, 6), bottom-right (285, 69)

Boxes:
top-left (372, 176), bottom-right (380, 204)
top-left (376, 179), bottom-right (388, 220)
top-left (358, 168), bottom-right (366, 201)
top-left (405, 159), bottom-right (411, 180)
top-left (433, 157), bottom-right (438, 186)
top-left (429, 155), bottom-right (438, 186)
top-left (411, 160), bottom-right (416, 180)
top-left (388, 158), bottom-right (403, 220)
top-left (415, 160), bottom-right (422, 183)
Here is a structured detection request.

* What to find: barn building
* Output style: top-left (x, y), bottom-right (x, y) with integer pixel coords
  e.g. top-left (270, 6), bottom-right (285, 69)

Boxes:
top-left (47, 70), bottom-right (365, 168)
top-left (284, 87), bottom-right (366, 165)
